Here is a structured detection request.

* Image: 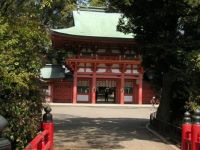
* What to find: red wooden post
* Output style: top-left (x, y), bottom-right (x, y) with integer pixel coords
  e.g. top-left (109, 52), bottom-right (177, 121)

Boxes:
top-left (119, 64), bottom-right (126, 104)
top-left (181, 112), bottom-right (192, 150)
top-left (120, 73), bottom-right (124, 104)
top-left (42, 123), bottom-right (54, 150)
top-left (138, 67), bottom-right (143, 104)
top-left (24, 106), bottom-right (54, 150)
top-left (43, 106), bottom-right (54, 150)
top-left (49, 83), bottom-right (53, 102)
top-left (191, 109), bottom-right (200, 150)
top-left (72, 70), bottom-right (77, 104)
top-left (91, 65), bottom-right (96, 104)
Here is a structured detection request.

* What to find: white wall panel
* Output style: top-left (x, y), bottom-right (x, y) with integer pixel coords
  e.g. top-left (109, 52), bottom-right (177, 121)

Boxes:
top-left (112, 69), bottom-right (120, 73)
top-left (96, 68), bottom-right (106, 73)
top-left (133, 69), bottom-right (139, 74)
top-left (86, 68), bottom-right (92, 72)
top-left (77, 95), bottom-right (89, 102)
top-left (124, 96), bottom-right (133, 102)
top-left (125, 69), bottom-right (131, 73)
top-left (78, 68), bottom-right (84, 72)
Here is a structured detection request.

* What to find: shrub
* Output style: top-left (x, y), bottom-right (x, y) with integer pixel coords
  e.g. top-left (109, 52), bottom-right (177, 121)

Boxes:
top-left (0, 98), bottom-right (43, 149)
top-left (0, 8), bottom-right (48, 148)
top-left (185, 96), bottom-right (200, 112)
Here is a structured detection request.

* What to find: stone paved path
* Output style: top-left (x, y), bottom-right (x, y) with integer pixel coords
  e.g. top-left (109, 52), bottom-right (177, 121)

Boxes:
top-left (51, 104), bottom-right (179, 150)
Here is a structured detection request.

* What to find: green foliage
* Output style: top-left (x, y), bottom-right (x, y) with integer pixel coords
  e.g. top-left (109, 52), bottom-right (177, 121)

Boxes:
top-left (185, 98), bottom-right (200, 112)
top-left (111, 0), bottom-right (200, 122)
top-left (0, 99), bottom-right (42, 149)
top-left (185, 0), bottom-right (200, 7)
top-left (77, 0), bottom-right (108, 7)
top-left (0, 0), bottom-right (75, 148)
top-left (0, 1), bottom-right (76, 148)
top-left (0, 0), bottom-right (59, 149)
top-left (88, 0), bottom-right (107, 7)
top-left (38, 0), bottom-right (76, 28)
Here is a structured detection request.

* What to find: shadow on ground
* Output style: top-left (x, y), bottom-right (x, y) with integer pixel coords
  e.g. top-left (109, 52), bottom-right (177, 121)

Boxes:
top-left (54, 114), bottom-right (162, 150)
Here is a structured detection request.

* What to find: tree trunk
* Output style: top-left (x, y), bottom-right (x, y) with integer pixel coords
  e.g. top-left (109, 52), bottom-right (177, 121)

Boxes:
top-left (157, 72), bottom-right (175, 122)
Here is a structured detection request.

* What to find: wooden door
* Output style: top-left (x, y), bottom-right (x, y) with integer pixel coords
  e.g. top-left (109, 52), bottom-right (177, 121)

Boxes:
top-left (53, 82), bottom-right (72, 103)
top-left (142, 81), bottom-right (155, 104)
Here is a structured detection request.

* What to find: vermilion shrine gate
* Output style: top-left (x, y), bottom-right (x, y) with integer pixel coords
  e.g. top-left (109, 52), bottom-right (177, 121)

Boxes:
top-left (41, 7), bottom-right (155, 104)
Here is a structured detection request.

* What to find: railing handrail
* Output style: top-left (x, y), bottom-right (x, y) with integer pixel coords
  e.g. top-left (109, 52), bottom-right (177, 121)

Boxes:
top-left (24, 106), bottom-right (54, 150)
top-left (150, 111), bottom-right (182, 147)
top-left (181, 109), bottom-right (200, 150)
top-left (25, 130), bottom-right (49, 149)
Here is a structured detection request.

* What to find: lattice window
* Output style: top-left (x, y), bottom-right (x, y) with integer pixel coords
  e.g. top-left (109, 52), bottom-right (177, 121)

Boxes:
top-left (124, 81), bottom-right (133, 94)
top-left (78, 80), bottom-right (89, 94)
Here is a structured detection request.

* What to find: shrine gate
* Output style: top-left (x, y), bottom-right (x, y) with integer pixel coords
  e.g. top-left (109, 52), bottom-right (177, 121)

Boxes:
top-left (40, 7), bottom-right (155, 104)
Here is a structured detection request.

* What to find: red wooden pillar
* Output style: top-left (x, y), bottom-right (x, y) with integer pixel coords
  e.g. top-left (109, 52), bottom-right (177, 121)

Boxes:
top-left (42, 122), bottom-right (54, 150)
top-left (137, 67), bottom-right (143, 104)
top-left (191, 109), bottom-right (200, 150)
top-left (42, 106), bottom-right (54, 150)
top-left (120, 73), bottom-right (125, 104)
top-left (72, 70), bottom-right (77, 104)
top-left (133, 82), bottom-right (137, 104)
top-left (181, 112), bottom-right (192, 150)
top-left (91, 72), bottom-right (96, 104)
top-left (116, 80), bottom-right (120, 104)
top-left (49, 82), bottom-right (53, 102)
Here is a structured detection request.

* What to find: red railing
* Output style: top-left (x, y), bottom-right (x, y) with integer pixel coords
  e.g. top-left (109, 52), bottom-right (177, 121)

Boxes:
top-left (24, 107), bottom-right (54, 150)
top-left (181, 110), bottom-right (200, 150)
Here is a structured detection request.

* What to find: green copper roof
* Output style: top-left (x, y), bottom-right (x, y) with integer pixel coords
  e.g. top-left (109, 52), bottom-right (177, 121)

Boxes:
top-left (40, 64), bottom-right (66, 79)
top-left (52, 10), bottom-right (134, 38)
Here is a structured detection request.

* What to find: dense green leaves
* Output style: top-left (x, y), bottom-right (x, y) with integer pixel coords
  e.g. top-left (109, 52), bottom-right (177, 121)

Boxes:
top-left (0, 1), bottom-right (48, 149)
top-left (0, 0), bottom-right (75, 149)
top-left (77, 0), bottom-right (108, 7)
top-left (0, 98), bottom-right (42, 149)
top-left (38, 0), bottom-right (76, 28)
top-left (88, 0), bottom-right (107, 7)
top-left (111, 0), bottom-right (200, 122)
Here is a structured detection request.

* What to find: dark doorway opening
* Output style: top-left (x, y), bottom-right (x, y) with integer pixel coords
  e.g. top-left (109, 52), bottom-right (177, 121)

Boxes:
top-left (96, 87), bottom-right (116, 103)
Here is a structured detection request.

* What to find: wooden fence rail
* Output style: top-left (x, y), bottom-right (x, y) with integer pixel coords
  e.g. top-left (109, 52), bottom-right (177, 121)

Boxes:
top-left (181, 110), bottom-right (200, 150)
top-left (24, 106), bottom-right (54, 150)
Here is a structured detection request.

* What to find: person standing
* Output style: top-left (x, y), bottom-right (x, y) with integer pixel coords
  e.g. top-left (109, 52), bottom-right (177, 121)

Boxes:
top-left (105, 88), bottom-right (109, 102)
top-left (150, 96), bottom-right (156, 107)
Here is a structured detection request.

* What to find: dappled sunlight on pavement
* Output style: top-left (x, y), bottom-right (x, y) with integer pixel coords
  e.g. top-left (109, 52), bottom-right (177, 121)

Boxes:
top-left (51, 106), bottom-right (177, 150)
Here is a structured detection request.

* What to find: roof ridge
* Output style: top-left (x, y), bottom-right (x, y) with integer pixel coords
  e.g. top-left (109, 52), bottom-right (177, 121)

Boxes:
top-left (77, 5), bottom-right (107, 12)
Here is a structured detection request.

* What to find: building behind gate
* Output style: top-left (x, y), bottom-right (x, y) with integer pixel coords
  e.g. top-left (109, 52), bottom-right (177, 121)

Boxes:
top-left (41, 7), bottom-right (155, 104)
